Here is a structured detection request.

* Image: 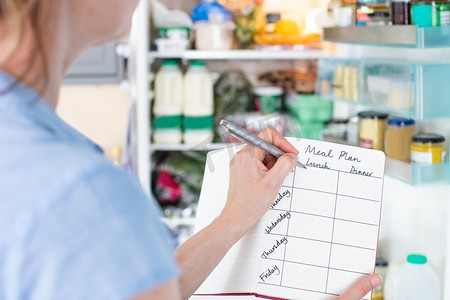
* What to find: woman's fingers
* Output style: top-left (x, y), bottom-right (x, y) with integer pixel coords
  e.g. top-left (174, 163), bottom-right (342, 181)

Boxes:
top-left (336, 275), bottom-right (383, 300)
top-left (264, 153), bottom-right (298, 187)
top-left (250, 127), bottom-right (299, 164)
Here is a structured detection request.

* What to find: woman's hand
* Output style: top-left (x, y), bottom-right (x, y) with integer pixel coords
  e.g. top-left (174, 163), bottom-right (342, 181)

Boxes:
top-left (335, 274), bottom-right (383, 300)
top-left (220, 127), bottom-right (299, 234)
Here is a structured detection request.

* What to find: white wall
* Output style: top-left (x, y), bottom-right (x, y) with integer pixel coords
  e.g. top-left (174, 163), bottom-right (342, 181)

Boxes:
top-left (57, 85), bottom-right (131, 159)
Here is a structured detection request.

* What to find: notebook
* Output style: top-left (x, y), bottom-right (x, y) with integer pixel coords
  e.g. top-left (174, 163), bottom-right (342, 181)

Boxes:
top-left (194, 138), bottom-right (385, 300)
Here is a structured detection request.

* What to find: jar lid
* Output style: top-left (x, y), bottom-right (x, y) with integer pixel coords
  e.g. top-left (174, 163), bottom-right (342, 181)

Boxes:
top-left (407, 254), bottom-right (427, 265)
top-left (413, 133), bottom-right (445, 143)
top-left (327, 118), bottom-right (349, 125)
top-left (254, 86), bottom-right (283, 96)
top-left (387, 117), bottom-right (415, 126)
top-left (376, 257), bottom-right (389, 267)
top-left (357, 111), bottom-right (389, 120)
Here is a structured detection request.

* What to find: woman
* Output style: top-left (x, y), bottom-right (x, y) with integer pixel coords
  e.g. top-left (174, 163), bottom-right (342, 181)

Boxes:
top-left (0, 1), bottom-right (382, 299)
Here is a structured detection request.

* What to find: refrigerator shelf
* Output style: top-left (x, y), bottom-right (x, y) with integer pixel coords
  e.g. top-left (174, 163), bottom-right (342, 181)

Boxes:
top-left (321, 134), bottom-right (450, 185)
top-left (323, 26), bottom-right (450, 48)
top-left (148, 49), bottom-right (329, 61)
top-left (317, 59), bottom-right (450, 120)
top-left (150, 143), bottom-right (234, 153)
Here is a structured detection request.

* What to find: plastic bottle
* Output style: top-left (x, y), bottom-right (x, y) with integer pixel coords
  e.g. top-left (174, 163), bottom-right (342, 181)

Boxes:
top-left (183, 61), bottom-right (214, 144)
top-left (393, 254), bottom-right (440, 300)
top-left (153, 60), bottom-right (183, 144)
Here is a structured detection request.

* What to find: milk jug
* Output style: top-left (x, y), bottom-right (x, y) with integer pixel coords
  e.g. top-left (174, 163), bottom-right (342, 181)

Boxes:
top-left (393, 254), bottom-right (440, 300)
top-left (183, 61), bottom-right (214, 144)
top-left (153, 60), bottom-right (183, 144)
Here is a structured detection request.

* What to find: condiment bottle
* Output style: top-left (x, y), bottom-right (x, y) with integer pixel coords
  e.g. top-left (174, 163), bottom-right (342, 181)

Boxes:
top-left (410, 133), bottom-right (446, 164)
top-left (358, 111), bottom-right (389, 151)
top-left (390, 0), bottom-right (412, 24)
top-left (385, 117), bottom-right (415, 162)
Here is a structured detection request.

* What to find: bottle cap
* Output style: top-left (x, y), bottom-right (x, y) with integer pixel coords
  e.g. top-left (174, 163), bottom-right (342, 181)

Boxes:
top-left (190, 61), bottom-right (206, 67)
top-left (407, 254), bottom-right (427, 264)
top-left (376, 257), bottom-right (389, 267)
top-left (162, 60), bottom-right (178, 66)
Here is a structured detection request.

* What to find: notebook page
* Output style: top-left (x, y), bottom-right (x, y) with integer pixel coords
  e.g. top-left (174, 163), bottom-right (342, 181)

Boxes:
top-left (194, 145), bottom-right (264, 295)
top-left (255, 138), bottom-right (385, 300)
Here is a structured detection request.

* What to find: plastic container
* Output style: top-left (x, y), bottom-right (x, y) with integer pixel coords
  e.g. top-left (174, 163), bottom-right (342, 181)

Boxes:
top-left (358, 111), bottom-right (389, 151)
top-left (385, 117), bottom-right (415, 162)
top-left (183, 61), bottom-right (214, 144)
top-left (394, 254), bottom-right (440, 300)
top-left (191, 1), bottom-right (235, 50)
top-left (410, 133), bottom-right (446, 164)
top-left (346, 116), bottom-right (360, 145)
top-left (183, 61), bottom-right (214, 116)
top-left (254, 86), bottom-right (283, 114)
top-left (154, 60), bottom-right (183, 144)
top-left (285, 94), bottom-right (333, 123)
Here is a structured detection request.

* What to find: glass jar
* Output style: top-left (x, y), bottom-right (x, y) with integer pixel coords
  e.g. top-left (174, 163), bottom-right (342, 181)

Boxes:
top-left (410, 133), bottom-right (446, 164)
top-left (411, 0), bottom-right (450, 26)
top-left (385, 117), bottom-right (415, 162)
top-left (373, 257), bottom-right (389, 300)
top-left (356, 0), bottom-right (390, 26)
top-left (326, 118), bottom-right (349, 140)
top-left (390, 0), bottom-right (412, 24)
top-left (358, 111), bottom-right (389, 151)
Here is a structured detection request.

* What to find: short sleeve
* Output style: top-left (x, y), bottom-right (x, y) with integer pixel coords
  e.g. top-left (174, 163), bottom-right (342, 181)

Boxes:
top-left (21, 163), bottom-right (180, 300)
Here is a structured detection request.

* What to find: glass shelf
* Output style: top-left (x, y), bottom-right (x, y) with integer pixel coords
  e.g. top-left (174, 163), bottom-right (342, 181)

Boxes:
top-left (150, 143), bottom-right (235, 152)
top-left (321, 134), bottom-right (450, 185)
top-left (317, 58), bottom-right (450, 119)
top-left (323, 26), bottom-right (450, 48)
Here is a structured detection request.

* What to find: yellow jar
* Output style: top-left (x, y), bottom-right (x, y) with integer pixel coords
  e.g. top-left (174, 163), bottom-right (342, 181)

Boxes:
top-left (410, 133), bottom-right (446, 164)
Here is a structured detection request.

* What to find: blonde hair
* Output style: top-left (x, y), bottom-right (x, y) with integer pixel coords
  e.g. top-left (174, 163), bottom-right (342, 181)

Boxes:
top-left (0, 0), bottom-right (50, 90)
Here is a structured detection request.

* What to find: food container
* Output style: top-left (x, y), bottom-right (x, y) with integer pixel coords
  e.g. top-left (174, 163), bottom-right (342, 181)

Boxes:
top-left (411, 0), bottom-right (450, 26)
top-left (390, 0), bottom-right (412, 24)
top-left (194, 21), bottom-right (235, 50)
top-left (254, 86), bottom-right (283, 114)
top-left (191, 1), bottom-right (235, 50)
top-left (326, 118), bottom-right (349, 139)
top-left (385, 117), bottom-right (415, 162)
top-left (158, 27), bottom-right (191, 40)
top-left (410, 133), bottom-right (446, 164)
top-left (356, 0), bottom-right (390, 26)
top-left (346, 116), bottom-right (360, 145)
top-left (373, 257), bottom-right (389, 300)
top-left (358, 111), bottom-right (389, 151)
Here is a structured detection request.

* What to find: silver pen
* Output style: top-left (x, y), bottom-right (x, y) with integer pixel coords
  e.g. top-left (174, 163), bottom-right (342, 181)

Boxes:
top-left (219, 119), bottom-right (307, 169)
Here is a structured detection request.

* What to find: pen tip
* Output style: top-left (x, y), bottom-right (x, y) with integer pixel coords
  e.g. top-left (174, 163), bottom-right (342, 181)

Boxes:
top-left (298, 163), bottom-right (307, 169)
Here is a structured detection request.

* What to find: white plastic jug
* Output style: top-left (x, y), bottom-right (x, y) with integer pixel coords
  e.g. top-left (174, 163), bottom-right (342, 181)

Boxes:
top-left (183, 61), bottom-right (213, 116)
top-left (154, 60), bottom-right (183, 116)
top-left (393, 254), bottom-right (440, 300)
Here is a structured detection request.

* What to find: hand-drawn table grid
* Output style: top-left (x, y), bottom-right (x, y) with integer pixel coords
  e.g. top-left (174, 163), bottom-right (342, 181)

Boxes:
top-left (257, 165), bottom-right (382, 299)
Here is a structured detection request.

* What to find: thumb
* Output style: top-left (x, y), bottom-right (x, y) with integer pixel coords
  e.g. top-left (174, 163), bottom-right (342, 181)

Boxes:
top-left (264, 153), bottom-right (298, 186)
top-left (336, 274), bottom-right (383, 300)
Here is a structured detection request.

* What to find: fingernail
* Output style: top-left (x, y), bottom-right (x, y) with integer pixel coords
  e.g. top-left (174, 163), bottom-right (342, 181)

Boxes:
top-left (370, 275), bottom-right (383, 288)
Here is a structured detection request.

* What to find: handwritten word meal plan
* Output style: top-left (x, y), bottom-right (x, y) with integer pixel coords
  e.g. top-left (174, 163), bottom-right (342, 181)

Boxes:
top-left (194, 138), bottom-right (385, 300)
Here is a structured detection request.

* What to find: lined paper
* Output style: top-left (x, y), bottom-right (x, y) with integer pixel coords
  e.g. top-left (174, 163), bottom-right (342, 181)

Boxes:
top-left (194, 138), bottom-right (385, 299)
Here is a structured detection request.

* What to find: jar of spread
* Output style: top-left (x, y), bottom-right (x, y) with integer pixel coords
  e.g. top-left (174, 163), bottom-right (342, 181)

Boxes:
top-left (410, 133), bottom-right (446, 164)
top-left (385, 117), bottom-right (415, 162)
top-left (358, 111), bottom-right (389, 151)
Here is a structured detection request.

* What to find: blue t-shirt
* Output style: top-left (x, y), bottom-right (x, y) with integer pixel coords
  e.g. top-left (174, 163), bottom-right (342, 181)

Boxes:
top-left (0, 72), bottom-right (180, 300)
